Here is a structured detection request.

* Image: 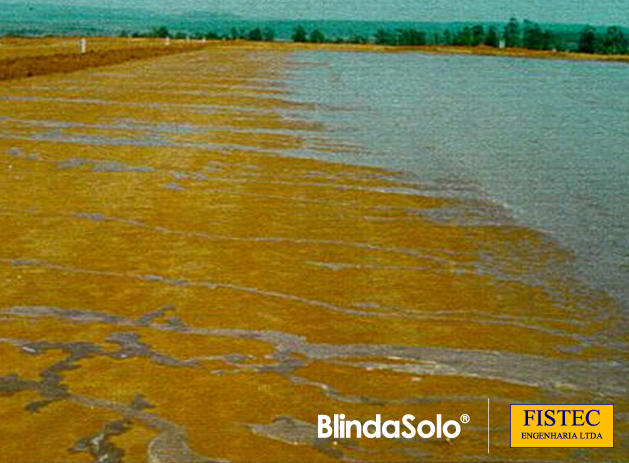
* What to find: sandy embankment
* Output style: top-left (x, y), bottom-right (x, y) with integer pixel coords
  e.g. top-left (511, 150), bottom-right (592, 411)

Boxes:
top-left (390, 44), bottom-right (629, 64)
top-left (264, 41), bottom-right (629, 64)
top-left (0, 43), bottom-right (626, 463)
top-left (0, 37), bottom-right (206, 81)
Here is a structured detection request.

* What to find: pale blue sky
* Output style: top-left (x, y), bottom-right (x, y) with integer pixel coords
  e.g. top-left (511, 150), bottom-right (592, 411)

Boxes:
top-left (23, 0), bottom-right (629, 25)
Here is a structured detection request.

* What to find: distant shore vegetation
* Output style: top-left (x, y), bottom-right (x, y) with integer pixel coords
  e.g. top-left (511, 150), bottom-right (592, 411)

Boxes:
top-left (120, 18), bottom-right (626, 55)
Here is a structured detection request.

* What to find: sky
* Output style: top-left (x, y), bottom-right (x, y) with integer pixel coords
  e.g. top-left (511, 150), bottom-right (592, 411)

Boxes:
top-left (22, 0), bottom-right (629, 25)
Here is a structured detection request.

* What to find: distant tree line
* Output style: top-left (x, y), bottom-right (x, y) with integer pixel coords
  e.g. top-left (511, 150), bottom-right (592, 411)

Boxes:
top-left (121, 19), bottom-right (629, 55)
top-left (347, 19), bottom-right (565, 50)
top-left (284, 19), bottom-right (562, 49)
top-left (122, 25), bottom-right (276, 42)
top-left (290, 18), bottom-right (628, 54)
top-left (577, 26), bottom-right (628, 54)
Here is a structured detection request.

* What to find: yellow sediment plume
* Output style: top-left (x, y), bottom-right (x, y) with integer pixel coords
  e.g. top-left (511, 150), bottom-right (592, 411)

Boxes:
top-left (0, 42), bottom-right (626, 463)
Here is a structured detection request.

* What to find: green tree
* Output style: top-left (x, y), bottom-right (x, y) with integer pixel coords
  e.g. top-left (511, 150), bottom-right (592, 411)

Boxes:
top-left (578, 26), bottom-right (597, 53)
top-left (292, 26), bottom-right (308, 42)
top-left (374, 29), bottom-right (396, 45)
top-left (151, 26), bottom-right (170, 38)
top-left (454, 26), bottom-right (473, 46)
top-left (350, 34), bottom-right (369, 44)
top-left (522, 20), bottom-right (541, 49)
top-left (310, 29), bottom-right (326, 43)
top-left (443, 29), bottom-right (453, 45)
top-left (542, 30), bottom-right (560, 50)
top-left (248, 27), bottom-right (263, 41)
top-left (397, 29), bottom-right (426, 46)
top-left (230, 27), bottom-right (247, 40)
top-left (602, 26), bottom-right (628, 54)
top-left (471, 24), bottom-right (485, 46)
top-left (262, 27), bottom-right (275, 42)
top-left (485, 25), bottom-right (499, 47)
top-left (504, 17), bottom-right (521, 47)
top-left (521, 20), bottom-right (558, 50)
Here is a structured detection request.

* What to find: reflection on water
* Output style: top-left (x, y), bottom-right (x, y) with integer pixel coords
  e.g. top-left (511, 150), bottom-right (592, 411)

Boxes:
top-left (0, 46), bottom-right (627, 462)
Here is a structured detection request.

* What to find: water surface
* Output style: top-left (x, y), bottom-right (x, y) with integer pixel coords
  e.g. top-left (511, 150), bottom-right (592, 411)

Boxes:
top-left (288, 51), bottom-right (629, 308)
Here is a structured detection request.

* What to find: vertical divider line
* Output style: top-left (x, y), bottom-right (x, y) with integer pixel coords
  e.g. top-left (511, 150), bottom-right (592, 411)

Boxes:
top-left (488, 398), bottom-right (490, 453)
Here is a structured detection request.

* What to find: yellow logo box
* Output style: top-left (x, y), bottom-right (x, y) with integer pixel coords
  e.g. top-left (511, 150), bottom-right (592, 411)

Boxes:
top-left (511, 404), bottom-right (614, 448)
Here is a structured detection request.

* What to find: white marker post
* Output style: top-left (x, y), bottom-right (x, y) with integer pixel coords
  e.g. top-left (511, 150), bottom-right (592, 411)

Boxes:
top-left (165, 36), bottom-right (171, 46)
top-left (80, 37), bottom-right (87, 54)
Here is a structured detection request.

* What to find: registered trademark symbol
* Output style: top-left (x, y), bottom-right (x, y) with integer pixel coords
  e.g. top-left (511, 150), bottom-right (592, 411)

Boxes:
top-left (460, 414), bottom-right (470, 424)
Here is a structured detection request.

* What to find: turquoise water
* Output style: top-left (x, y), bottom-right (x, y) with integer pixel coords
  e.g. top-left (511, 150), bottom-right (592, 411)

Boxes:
top-left (287, 51), bottom-right (629, 309)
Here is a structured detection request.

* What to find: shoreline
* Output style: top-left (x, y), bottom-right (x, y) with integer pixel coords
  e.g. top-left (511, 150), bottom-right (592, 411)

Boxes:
top-left (241, 41), bottom-right (629, 65)
top-left (254, 41), bottom-right (629, 65)
top-left (1, 37), bottom-right (628, 83)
